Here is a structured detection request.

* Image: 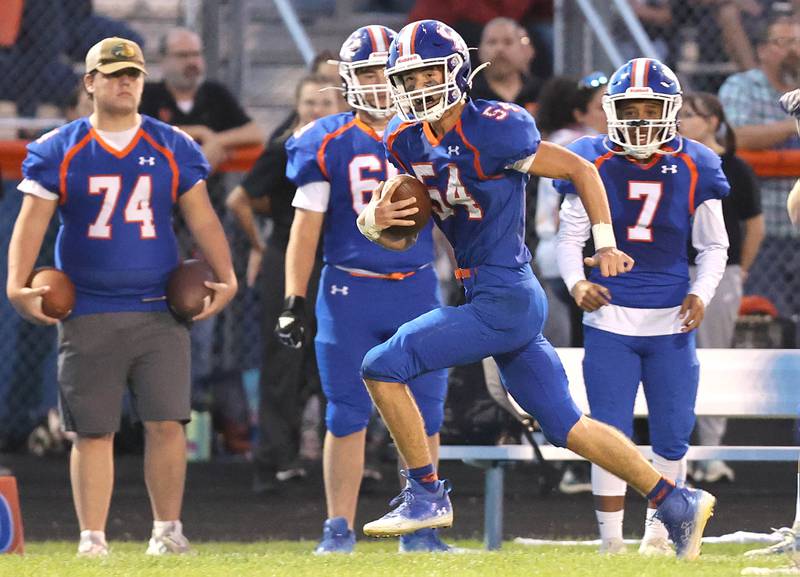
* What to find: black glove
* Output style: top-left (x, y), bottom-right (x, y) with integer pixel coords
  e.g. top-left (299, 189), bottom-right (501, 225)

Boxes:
top-left (275, 295), bottom-right (306, 349)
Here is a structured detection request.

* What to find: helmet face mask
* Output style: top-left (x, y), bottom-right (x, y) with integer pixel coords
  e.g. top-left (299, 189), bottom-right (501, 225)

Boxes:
top-left (603, 58), bottom-right (683, 159)
top-left (386, 21), bottom-right (472, 123)
top-left (338, 26), bottom-right (396, 117)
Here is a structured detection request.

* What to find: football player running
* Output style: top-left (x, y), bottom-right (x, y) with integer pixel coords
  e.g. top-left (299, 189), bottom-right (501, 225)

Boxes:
top-left (278, 25), bottom-right (452, 554)
top-left (356, 21), bottom-right (717, 560)
top-left (556, 58), bottom-right (730, 555)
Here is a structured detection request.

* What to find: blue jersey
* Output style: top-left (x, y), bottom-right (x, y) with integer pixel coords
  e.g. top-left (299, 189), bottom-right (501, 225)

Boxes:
top-left (384, 99), bottom-right (539, 269)
top-left (286, 112), bottom-right (434, 273)
top-left (21, 115), bottom-right (209, 316)
top-left (555, 136), bottom-right (729, 308)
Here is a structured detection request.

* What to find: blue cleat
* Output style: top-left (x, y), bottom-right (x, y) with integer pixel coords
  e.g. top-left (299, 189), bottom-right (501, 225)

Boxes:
top-left (655, 486), bottom-right (716, 560)
top-left (313, 517), bottom-right (355, 555)
top-left (399, 528), bottom-right (457, 553)
top-left (363, 478), bottom-right (453, 537)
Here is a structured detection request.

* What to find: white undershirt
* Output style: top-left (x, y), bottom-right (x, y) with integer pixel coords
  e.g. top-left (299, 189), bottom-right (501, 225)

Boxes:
top-left (556, 193), bottom-right (729, 336)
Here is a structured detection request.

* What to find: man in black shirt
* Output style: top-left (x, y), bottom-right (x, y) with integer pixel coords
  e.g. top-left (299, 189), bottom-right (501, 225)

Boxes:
top-left (139, 27), bottom-right (262, 173)
top-left (226, 74), bottom-right (344, 491)
top-left (469, 18), bottom-right (544, 116)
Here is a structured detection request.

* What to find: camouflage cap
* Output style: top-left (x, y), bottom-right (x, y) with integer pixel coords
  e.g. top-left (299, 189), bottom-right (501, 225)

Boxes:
top-left (85, 37), bottom-right (147, 75)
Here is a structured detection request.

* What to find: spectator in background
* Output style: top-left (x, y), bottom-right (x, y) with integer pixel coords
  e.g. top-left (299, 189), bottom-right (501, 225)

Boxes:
top-left (140, 27), bottom-right (263, 174)
top-left (719, 13), bottom-right (800, 316)
top-left (679, 92), bottom-right (764, 484)
top-left (226, 74), bottom-right (344, 493)
top-left (534, 72), bottom-right (608, 495)
top-left (470, 17), bottom-right (542, 115)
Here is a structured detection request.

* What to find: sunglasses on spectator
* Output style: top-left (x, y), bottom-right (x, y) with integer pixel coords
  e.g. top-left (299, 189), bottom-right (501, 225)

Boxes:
top-left (579, 72), bottom-right (609, 89)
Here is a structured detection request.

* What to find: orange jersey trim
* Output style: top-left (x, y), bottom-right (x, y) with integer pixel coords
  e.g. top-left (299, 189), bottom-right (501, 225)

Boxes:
top-left (385, 121), bottom-right (416, 173)
top-left (316, 119), bottom-right (357, 179)
top-left (89, 127), bottom-right (144, 159)
top-left (141, 131), bottom-right (180, 202)
top-left (676, 152), bottom-right (699, 215)
top-left (454, 118), bottom-right (503, 181)
top-left (58, 131), bottom-right (93, 205)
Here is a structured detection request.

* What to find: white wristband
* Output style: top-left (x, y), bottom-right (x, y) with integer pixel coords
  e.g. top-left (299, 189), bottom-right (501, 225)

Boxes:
top-left (591, 223), bottom-right (616, 249)
top-left (357, 203), bottom-right (382, 242)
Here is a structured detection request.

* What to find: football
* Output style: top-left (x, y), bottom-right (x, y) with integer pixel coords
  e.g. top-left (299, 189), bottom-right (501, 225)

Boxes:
top-left (383, 174), bottom-right (432, 238)
top-left (167, 259), bottom-right (216, 320)
top-left (27, 267), bottom-right (75, 320)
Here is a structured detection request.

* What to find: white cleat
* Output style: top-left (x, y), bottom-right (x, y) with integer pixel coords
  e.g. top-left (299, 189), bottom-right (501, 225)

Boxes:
top-left (77, 533), bottom-right (109, 558)
top-left (146, 523), bottom-right (193, 556)
top-left (599, 537), bottom-right (627, 555)
top-left (638, 536), bottom-right (674, 556)
top-left (745, 528), bottom-right (798, 557)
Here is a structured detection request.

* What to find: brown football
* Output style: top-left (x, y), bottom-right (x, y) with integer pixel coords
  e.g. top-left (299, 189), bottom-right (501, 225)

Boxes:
top-left (27, 267), bottom-right (75, 320)
top-left (383, 175), bottom-right (432, 238)
top-left (167, 260), bottom-right (216, 320)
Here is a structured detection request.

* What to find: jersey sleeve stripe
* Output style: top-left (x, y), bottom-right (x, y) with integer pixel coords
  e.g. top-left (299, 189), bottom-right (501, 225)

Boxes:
top-left (676, 152), bottom-right (699, 215)
top-left (385, 122), bottom-right (416, 174)
top-left (59, 131), bottom-right (93, 205)
top-left (454, 118), bottom-right (502, 180)
top-left (316, 119), bottom-right (357, 180)
top-left (142, 131), bottom-right (180, 202)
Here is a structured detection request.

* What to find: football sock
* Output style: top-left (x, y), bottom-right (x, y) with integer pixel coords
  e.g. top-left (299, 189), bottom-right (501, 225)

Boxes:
top-left (153, 520), bottom-right (181, 536)
top-left (596, 509), bottom-right (624, 542)
top-left (646, 477), bottom-right (676, 506)
top-left (407, 464), bottom-right (439, 492)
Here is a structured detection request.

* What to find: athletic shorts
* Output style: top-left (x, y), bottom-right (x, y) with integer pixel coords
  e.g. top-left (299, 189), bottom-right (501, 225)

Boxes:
top-left (57, 312), bottom-right (191, 434)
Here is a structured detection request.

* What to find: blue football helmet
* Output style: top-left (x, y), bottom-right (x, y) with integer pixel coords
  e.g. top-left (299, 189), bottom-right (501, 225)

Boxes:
top-left (602, 58), bottom-right (683, 159)
top-left (385, 20), bottom-right (471, 122)
top-left (338, 25), bottom-right (397, 117)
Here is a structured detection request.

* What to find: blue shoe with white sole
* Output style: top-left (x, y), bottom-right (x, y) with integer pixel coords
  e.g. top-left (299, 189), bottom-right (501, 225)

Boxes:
top-left (363, 478), bottom-right (452, 537)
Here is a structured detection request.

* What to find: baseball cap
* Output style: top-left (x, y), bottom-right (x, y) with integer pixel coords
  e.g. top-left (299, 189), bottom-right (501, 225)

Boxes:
top-left (85, 37), bottom-right (147, 75)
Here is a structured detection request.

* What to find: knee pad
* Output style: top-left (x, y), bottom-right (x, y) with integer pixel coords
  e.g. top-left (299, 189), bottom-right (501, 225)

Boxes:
top-left (325, 399), bottom-right (370, 438)
top-left (591, 464), bottom-right (627, 496)
top-left (361, 342), bottom-right (404, 383)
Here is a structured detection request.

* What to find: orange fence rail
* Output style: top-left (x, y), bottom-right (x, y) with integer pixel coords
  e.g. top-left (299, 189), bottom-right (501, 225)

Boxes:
top-left (1, 140), bottom-right (799, 180)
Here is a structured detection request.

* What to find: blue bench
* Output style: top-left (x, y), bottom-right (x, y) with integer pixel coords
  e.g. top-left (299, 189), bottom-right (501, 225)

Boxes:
top-left (439, 348), bottom-right (800, 550)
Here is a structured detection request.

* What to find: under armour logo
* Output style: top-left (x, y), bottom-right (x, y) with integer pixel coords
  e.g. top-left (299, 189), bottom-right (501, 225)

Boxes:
top-left (330, 285), bottom-right (349, 296)
top-left (661, 164), bottom-right (677, 174)
top-left (139, 156), bottom-right (156, 166)
top-left (447, 145), bottom-right (460, 156)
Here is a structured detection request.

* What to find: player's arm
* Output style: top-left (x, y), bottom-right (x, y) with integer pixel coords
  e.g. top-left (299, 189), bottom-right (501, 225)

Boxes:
top-left (556, 194), bottom-right (612, 312)
top-left (226, 185), bottom-right (266, 287)
top-left (277, 208), bottom-right (324, 348)
top-left (684, 199), bottom-right (730, 332)
top-left (6, 194), bottom-right (59, 325)
top-left (178, 180), bottom-right (238, 320)
top-left (528, 141), bottom-right (634, 277)
top-left (356, 179), bottom-right (420, 251)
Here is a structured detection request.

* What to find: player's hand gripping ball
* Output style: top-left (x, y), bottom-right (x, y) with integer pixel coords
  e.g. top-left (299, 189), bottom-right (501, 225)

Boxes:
top-left (167, 259), bottom-right (216, 320)
top-left (383, 175), bottom-right (432, 238)
top-left (27, 267), bottom-right (75, 320)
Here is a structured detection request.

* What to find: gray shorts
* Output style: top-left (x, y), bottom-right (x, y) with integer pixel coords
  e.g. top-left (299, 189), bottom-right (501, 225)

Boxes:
top-left (57, 312), bottom-right (191, 434)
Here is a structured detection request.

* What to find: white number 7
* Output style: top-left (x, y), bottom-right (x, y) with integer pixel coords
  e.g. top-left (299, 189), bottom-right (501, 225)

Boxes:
top-left (627, 181), bottom-right (662, 242)
top-left (88, 175), bottom-right (156, 239)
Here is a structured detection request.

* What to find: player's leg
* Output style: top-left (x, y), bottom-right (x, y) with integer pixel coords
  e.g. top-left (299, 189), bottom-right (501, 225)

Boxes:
top-left (58, 314), bottom-right (131, 557)
top-left (360, 265), bottom-right (550, 536)
top-left (312, 267), bottom-right (383, 553)
top-left (493, 326), bottom-right (715, 560)
top-left (581, 326), bottom-right (642, 554)
top-left (128, 312), bottom-right (192, 555)
top-left (399, 366), bottom-right (456, 552)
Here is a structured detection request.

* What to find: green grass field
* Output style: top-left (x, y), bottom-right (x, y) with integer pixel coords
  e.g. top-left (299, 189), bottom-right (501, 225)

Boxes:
top-left (0, 541), bottom-right (795, 577)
